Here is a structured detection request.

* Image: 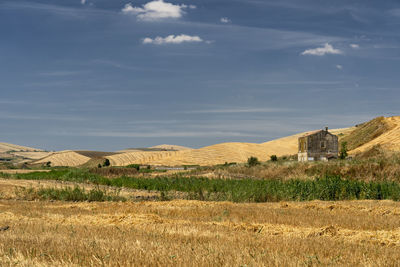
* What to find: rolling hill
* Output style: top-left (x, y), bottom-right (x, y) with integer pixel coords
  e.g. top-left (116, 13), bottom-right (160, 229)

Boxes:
top-left (0, 143), bottom-right (42, 153)
top-left (0, 142), bottom-right (52, 163)
top-left (35, 151), bottom-right (91, 167)
top-left (24, 116), bottom-right (400, 167)
top-left (105, 128), bottom-right (355, 166)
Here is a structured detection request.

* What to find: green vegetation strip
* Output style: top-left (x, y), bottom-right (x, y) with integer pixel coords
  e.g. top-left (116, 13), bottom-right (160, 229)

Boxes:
top-left (15, 186), bottom-right (126, 202)
top-left (2, 169), bottom-right (400, 202)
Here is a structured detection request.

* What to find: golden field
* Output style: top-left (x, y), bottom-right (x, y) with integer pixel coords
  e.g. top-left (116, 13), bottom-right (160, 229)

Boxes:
top-left (35, 151), bottom-right (91, 167)
top-left (1, 197), bottom-right (400, 266)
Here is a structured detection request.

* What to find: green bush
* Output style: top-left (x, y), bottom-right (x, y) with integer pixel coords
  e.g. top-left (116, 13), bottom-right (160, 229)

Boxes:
top-left (270, 155), bottom-right (278, 162)
top-left (340, 142), bottom-right (348, 160)
top-left (16, 186), bottom-right (126, 202)
top-left (103, 159), bottom-right (110, 167)
top-left (247, 157), bottom-right (260, 167)
top-left (127, 164), bottom-right (140, 171)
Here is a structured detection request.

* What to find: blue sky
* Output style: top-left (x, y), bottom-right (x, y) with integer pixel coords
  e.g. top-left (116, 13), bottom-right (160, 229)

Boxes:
top-left (1, 0), bottom-right (400, 151)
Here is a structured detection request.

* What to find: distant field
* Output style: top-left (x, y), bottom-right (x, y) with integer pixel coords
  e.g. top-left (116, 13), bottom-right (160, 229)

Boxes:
top-left (74, 151), bottom-right (119, 158)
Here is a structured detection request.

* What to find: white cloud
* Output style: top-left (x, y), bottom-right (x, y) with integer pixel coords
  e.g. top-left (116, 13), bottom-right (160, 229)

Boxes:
top-left (143, 34), bottom-right (203, 45)
top-left (122, 0), bottom-right (194, 21)
top-left (220, 17), bottom-right (231, 23)
top-left (301, 43), bottom-right (343, 56)
top-left (336, 64), bottom-right (343, 70)
top-left (80, 0), bottom-right (86, 4)
top-left (350, 43), bottom-right (360, 49)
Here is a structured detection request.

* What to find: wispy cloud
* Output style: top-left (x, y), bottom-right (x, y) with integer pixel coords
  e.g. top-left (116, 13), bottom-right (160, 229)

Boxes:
top-left (0, 113), bottom-right (87, 122)
top-left (350, 44), bottom-right (360, 49)
top-left (122, 0), bottom-right (195, 21)
top-left (143, 34), bottom-right (203, 45)
top-left (184, 107), bottom-right (291, 114)
top-left (220, 17), bottom-right (231, 23)
top-left (81, 130), bottom-right (261, 138)
top-left (80, 0), bottom-right (86, 5)
top-left (0, 100), bottom-right (26, 105)
top-left (389, 9), bottom-right (400, 17)
top-left (0, 2), bottom-right (109, 18)
top-left (38, 71), bottom-right (87, 77)
top-left (301, 43), bottom-right (343, 56)
top-left (336, 64), bottom-right (343, 70)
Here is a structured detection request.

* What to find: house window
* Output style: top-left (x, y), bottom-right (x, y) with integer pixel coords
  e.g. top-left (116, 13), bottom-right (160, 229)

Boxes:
top-left (321, 141), bottom-right (326, 149)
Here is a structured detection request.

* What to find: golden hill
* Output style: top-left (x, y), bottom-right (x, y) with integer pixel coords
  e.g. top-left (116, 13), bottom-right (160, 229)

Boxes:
top-left (0, 142), bottom-right (53, 162)
top-left (106, 128), bottom-right (355, 166)
top-left (31, 116), bottom-right (400, 167)
top-left (0, 142), bottom-right (42, 153)
top-left (35, 151), bottom-right (91, 167)
top-left (346, 116), bottom-right (400, 154)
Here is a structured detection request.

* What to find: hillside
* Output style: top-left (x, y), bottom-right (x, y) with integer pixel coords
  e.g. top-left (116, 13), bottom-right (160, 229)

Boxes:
top-left (35, 151), bottom-right (91, 167)
top-left (0, 142), bottom-right (42, 153)
top-left (347, 116), bottom-right (400, 154)
top-left (27, 116), bottom-right (400, 167)
top-left (106, 128), bottom-right (355, 166)
top-left (0, 142), bottom-right (52, 163)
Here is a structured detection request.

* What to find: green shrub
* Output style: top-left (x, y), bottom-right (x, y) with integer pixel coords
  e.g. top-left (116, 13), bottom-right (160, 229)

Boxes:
top-left (247, 157), bottom-right (260, 167)
top-left (340, 142), bottom-right (348, 160)
top-left (127, 164), bottom-right (140, 171)
top-left (270, 155), bottom-right (278, 162)
top-left (103, 159), bottom-right (110, 167)
top-left (16, 186), bottom-right (126, 202)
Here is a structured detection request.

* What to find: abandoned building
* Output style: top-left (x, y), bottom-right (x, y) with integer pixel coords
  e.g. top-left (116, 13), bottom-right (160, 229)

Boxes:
top-left (298, 127), bottom-right (339, 162)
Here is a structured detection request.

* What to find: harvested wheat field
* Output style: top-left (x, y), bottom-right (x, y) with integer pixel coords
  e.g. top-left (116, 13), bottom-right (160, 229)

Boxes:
top-left (35, 151), bottom-right (91, 167)
top-left (347, 116), bottom-right (400, 154)
top-left (1, 199), bottom-right (400, 266)
top-left (9, 151), bottom-right (53, 160)
top-left (0, 142), bottom-right (42, 153)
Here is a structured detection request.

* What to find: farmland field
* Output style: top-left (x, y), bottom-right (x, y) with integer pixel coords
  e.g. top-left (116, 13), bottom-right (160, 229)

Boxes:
top-left (1, 163), bottom-right (400, 266)
top-left (1, 198), bottom-right (400, 266)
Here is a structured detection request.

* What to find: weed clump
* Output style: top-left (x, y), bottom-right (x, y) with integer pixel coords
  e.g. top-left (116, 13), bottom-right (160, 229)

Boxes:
top-left (15, 186), bottom-right (126, 202)
top-left (247, 157), bottom-right (260, 167)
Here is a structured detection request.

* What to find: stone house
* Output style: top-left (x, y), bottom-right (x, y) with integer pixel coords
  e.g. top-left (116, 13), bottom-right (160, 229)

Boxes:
top-left (298, 127), bottom-right (339, 162)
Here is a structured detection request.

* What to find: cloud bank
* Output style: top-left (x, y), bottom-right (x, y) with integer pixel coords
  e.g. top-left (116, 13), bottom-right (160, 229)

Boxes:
top-left (143, 34), bottom-right (203, 45)
top-left (122, 0), bottom-right (195, 20)
top-left (301, 43), bottom-right (343, 56)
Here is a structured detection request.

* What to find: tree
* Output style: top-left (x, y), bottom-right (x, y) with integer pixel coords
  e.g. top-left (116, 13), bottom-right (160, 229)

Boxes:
top-left (247, 156), bottom-right (260, 166)
top-left (339, 142), bottom-right (348, 160)
top-left (270, 155), bottom-right (278, 162)
top-left (103, 159), bottom-right (110, 167)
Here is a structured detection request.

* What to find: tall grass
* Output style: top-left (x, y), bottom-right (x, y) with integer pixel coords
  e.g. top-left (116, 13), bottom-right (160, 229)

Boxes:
top-left (196, 153), bottom-right (400, 182)
top-left (3, 169), bottom-right (400, 202)
top-left (15, 186), bottom-right (126, 202)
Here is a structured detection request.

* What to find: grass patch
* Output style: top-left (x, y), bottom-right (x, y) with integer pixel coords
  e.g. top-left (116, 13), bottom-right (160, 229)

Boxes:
top-left (3, 169), bottom-right (400, 202)
top-left (15, 186), bottom-right (126, 202)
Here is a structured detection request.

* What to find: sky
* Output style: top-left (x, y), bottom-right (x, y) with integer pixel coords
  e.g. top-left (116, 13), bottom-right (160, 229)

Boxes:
top-left (1, 0), bottom-right (400, 151)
